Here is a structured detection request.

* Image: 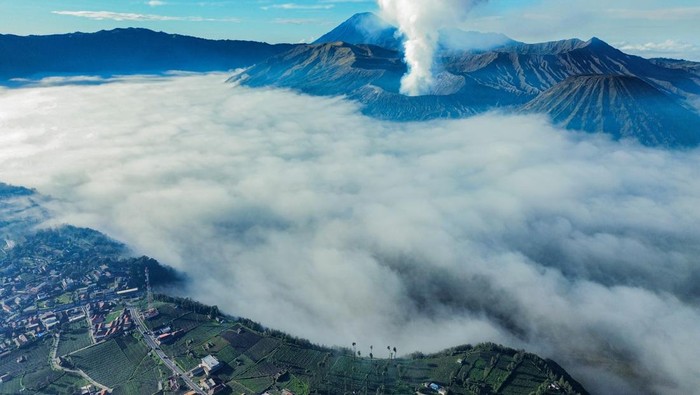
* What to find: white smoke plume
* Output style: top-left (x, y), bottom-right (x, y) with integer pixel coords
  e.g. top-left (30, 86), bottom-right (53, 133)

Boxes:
top-left (378, 0), bottom-right (487, 96)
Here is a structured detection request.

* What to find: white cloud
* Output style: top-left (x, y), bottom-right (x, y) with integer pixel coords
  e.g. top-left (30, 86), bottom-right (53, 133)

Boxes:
top-left (617, 40), bottom-right (700, 60)
top-left (52, 10), bottom-right (239, 22)
top-left (605, 7), bottom-right (700, 21)
top-left (1, 74), bottom-right (699, 395)
top-left (273, 18), bottom-right (323, 25)
top-left (261, 3), bottom-right (334, 10)
top-left (147, 0), bottom-right (167, 6)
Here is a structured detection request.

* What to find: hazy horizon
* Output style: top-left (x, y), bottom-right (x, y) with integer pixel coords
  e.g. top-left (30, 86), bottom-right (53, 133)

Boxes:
top-left (1, 0), bottom-right (699, 60)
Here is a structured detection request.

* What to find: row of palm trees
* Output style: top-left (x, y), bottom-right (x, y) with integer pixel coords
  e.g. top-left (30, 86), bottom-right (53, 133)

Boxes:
top-left (352, 342), bottom-right (398, 360)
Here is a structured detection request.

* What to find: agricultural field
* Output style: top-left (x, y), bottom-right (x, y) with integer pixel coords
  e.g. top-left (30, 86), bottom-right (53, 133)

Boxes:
top-left (40, 371), bottom-right (88, 394)
top-left (69, 333), bottom-right (165, 393)
top-left (143, 303), bottom-right (187, 330)
top-left (0, 337), bottom-right (85, 394)
top-left (245, 337), bottom-right (281, 362)
top-left (70, 337), bottom-right (133, 386)
top-left (161, 320), bottom-right (233, 371)
top-left (57, 320), bottom-right (93, 356)
top-left (143, 300), bottom-right (586, 395)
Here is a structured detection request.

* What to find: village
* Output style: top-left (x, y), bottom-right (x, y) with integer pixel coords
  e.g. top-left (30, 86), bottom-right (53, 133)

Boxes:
top-left (0, 258), bottom-right (141, 360)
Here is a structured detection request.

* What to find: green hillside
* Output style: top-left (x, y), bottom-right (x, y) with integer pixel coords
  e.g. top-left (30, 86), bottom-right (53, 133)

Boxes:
top-left (142, 296), bottom-right (588, 395)
top-left (0, 221), bottom-right (588, 395)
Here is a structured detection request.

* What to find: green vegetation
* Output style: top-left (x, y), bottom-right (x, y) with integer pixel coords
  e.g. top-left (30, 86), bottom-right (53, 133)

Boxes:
top-left (148, 299), bottom-right (587, 395)
top-left (55, 292), bottom-right (74, 305)
top-left (57, 320), bottom-right (93, 356)
top-left (0, 337), bottom-right (85, 394)
top-left (69, 333), bottom-right (168, 394)
top-left (105, 309), bottom-right (122, 324)
top-left (0, 221), bottom-right (587, 394)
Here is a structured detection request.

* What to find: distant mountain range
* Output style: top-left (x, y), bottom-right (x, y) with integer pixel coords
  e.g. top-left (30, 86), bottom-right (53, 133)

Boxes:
top-left (0, 28), bottom-right (293, 80)
top-left (1, 13), bottom-right (699, 147)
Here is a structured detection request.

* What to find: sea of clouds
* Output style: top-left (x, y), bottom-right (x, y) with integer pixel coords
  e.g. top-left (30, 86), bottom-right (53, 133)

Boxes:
top-left (0, 74), bottom-right (699, 394)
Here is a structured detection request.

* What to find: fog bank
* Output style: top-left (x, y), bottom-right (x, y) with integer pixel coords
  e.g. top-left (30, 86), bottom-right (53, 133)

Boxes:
top-left (0, 74), bottom-right (699, 394)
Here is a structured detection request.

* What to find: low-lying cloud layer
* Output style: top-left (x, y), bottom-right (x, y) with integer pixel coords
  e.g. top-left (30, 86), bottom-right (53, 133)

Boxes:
top-left (0, 74), bottom-right (699, 394)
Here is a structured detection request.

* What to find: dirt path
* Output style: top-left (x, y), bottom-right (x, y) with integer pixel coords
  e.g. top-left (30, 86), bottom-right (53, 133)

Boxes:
top-left (51, 333), bottom-right (112, 392)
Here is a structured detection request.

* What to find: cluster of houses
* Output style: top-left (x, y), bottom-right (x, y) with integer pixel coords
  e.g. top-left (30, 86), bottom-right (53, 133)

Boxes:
top-left (0, 244), bottom-right (144, 357)
top-left (87, 301), bottom-right (133, 342)
top-left (0, 259), bottom-right (132, 316)
top-left (0, 306), bottom-right (85, 355)
top-left (79, 384), bottom-right (109, 395)
top-left (185, 355), bottom-right (226, 394)
top-left (154, 326), bottom-right (185, 345)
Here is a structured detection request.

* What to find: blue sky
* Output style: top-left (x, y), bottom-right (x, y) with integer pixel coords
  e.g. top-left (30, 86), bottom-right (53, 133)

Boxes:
top-left (1, 0), bottom-right (699, 59)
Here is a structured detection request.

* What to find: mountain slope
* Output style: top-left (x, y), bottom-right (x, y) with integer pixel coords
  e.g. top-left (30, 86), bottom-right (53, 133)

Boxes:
top-left (0, 28), bottom-right (294, 80)
top-left (236, 16), bottom-right (700, 146)
top-left (231, 41), bottom-right (529, 120)
top-left (236, 41), bottom-right (405, 95)
top-left (649, 58), bottom-right (700, 77)
top-left (521, 75), bottom-right (700, 146)
top-left (314, 12), bottom-right (400, 50)
top-left (443, 37), bottom-right (700, 100)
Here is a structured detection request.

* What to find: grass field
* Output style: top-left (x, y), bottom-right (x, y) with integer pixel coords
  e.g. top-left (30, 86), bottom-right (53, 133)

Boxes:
top-left (105, 310), bottom-right (122, 324)
top-left (57, 320), bottom-right (93, 356)
top-left (55, 292), bottom-right (73, 305)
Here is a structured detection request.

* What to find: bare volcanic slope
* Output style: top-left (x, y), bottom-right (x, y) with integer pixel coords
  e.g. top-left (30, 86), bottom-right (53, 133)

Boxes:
top-left (521, 75), bottom-right (700, 147)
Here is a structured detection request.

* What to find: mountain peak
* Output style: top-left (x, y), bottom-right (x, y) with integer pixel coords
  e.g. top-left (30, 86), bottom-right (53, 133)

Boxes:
top-left (347, 12), bottom-right (380, 22)
top-left (314, 12), bottom-right (399, 49)
top-left (585, 36), bottom-right (609, 47)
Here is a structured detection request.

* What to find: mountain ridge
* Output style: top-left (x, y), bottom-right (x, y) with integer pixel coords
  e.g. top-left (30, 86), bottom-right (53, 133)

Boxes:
top-left (1, 16), bottom-right (698, 147)
top-left (233, 13), bottom-right (700, 147)
top-left (0, 27), bottom-right (294, 80)
top-left (521, 74), bottom-right (700, 146)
